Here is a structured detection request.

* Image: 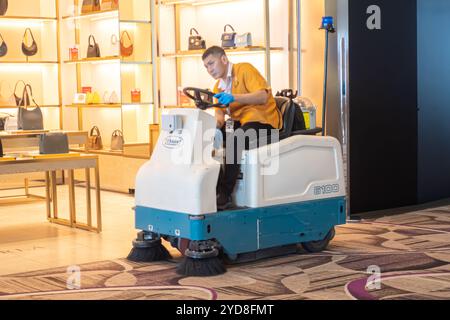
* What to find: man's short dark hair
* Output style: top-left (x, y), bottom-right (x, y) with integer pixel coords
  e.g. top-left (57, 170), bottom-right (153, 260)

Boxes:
top-left (202, 46), bottom-right (226, 60)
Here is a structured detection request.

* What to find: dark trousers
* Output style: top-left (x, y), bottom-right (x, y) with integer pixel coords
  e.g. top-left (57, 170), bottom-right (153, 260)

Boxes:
top-left (218, 121), bottom-right (276, 197)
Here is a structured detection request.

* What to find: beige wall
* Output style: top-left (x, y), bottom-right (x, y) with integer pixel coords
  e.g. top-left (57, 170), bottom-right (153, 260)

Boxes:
top-left (300, 0), bottom-right (325, 126)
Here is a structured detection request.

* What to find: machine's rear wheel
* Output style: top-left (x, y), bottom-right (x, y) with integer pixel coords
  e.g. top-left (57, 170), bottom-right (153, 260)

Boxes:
top-left (301, 228), bottom-right (335, 253)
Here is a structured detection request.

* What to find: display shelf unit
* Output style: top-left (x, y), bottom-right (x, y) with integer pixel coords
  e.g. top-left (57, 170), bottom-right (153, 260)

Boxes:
top-left (156, 0), bottom-right (291, 110)
top-left (0, 0), bottom-right (62, 130)
top-left (59, 0), bottom-right (155, 152)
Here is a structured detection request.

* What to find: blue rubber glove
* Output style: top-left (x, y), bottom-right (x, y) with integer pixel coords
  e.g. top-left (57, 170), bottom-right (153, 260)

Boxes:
top-left (214, 92), bottom-right (235, 105)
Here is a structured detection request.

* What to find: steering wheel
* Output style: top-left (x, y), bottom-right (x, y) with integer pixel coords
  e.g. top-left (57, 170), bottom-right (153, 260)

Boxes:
top-left (183, 87), bottom-right (228, 110)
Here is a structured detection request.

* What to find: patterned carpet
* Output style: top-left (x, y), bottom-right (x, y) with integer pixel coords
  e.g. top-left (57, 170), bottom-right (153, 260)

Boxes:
top-left (1, 206), bottom-right (450, 300)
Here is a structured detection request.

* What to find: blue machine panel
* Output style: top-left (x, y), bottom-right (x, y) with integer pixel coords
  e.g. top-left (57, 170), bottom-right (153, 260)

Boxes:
top-left (135, 197), bottom-right (346, 256)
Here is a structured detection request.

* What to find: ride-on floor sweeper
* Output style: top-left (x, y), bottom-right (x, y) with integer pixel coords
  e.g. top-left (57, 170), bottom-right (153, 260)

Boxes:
top-left (127, 85), bottom-right (346, 277)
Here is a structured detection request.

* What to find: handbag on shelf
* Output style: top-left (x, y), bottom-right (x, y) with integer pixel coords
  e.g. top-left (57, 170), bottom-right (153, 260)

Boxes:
top-left (14, 80), bottom-right (29, 106)
top-left (81, 0), bottom-right (101, 14)
top-left (101, 0), bottom-right (118, 11)
top-left (111, 34), bottom-right (119, 54)
top-left (86, 91), bottom-right (101, 104)
top-left (0, 32), bottom-right (7, 57)
top-left (4, 114), bottom-right (17, 131)
top-left (0, 81), bottom-right (14, 106)
top-left (39, 132), bottom-right (69, 154)
top-left (221, 24), bottom-right (237, 49)
top-left (131, 89), bottom-right (141, 103)
top-left (22, 28), bottom-right (38, 57)
top-left (103, 90), bottom-right (119, 104)
top-left (17, 84), bottom-right (44, 130)
top-left (0, 0), bottom-right (8, 16)
top-left (0, 112), bottom-right (12, 131)
top-left (235, 32), bottom-right (252, 48)
top-left (110, 129), bottom-right (124, 151)
top-left (120, 30), bottom-right (133, 57)
top-left (87, 35), bottom-right (101, 58)
top-left (188, 28), bottom-right (206, 51)
top-left (87, 126), bottom-right (103, 150)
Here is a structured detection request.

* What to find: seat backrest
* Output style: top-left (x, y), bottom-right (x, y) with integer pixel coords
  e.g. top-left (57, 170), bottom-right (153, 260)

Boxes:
top-left (275, 96), bottom-right (295, 139)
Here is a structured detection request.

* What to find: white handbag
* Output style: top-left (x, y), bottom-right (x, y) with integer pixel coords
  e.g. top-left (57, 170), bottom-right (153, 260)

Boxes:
top-left (4, 113), bottom-right (18, 131)
top-left (235, 32), bottom-right (252, 48)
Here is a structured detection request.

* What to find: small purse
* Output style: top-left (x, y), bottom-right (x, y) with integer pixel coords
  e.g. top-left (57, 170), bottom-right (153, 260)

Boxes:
top-left (188, 28), bottom-right (206, 51)
top-left (81, 0), bottom-right (101, 14)
top-left (88, 126), bottom-right (103, 150)
top-left (101, 0), bottom-right (118, 10)
top-left (120, 31), bottom-right (133, 57)
top-left (0, 32), bottom-right (7, 57)
top-left (110, 129), bottom-right (124, 151)
top-left (221, 24), bottom-right (237, 49)
top-left (87, 35), bottom-right (101, 58)
top-left (0, 0), bottom-right (8, 16)
top-left (39, 133), bottom-right (69, 154)
top-left (22, 28), bottom-right (38, 57)
top-left (235, 32), bottom-right (252, 48)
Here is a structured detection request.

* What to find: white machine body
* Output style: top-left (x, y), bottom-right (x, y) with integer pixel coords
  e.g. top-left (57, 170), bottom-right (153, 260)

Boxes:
top-left (135, 109), bottom-right (346, 215)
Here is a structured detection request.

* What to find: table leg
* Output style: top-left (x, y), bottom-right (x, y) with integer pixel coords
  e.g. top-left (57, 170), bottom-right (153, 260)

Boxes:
top-left (94, 162), bottom-right (102, 232)
top-left (85, 168), bottom-right (92, 227)
top-left (45, 172), bottom-right (51, 220)
top-left (51, 171), bottom-right (58, 219)
top-left (68, 169), bottom-right (76, 227)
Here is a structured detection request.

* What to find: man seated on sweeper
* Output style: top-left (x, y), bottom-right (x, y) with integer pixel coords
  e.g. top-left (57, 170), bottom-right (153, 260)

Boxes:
top-left (202, 46), bottom-right (282, 210)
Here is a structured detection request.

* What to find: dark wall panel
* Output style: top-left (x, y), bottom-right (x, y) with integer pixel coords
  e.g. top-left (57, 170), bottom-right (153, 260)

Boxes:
top-left (417, 0), bottom-right (450, 203)
top-left (349, 0), bottom-right (418, 213)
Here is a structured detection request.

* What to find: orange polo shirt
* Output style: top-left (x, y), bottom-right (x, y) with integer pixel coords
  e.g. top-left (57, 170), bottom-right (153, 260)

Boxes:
top-left (213, 63), bottom-right (282, 129)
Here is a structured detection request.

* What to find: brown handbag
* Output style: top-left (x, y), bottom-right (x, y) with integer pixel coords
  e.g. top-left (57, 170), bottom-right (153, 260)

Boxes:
top-left (110, 129), bottom-right (124, 151)
top-left (120, 31), bottom-right (133, 57)
top-left (0, 0), bottom-right (8, 16)
top-left (101, 0), bottom-right (118, 10)
top-left (87, 35), bottom-right (101, 58)
top-left (22, 28), bottom-right (38, 57)
top-left (88, 126), bottom-right (103, 150)
top-left (81, 0), bottom-right (100, 14)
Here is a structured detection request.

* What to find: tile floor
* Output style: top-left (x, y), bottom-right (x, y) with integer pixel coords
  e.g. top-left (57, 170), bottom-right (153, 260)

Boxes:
top-left (0, 185), bottom-right (142, 276)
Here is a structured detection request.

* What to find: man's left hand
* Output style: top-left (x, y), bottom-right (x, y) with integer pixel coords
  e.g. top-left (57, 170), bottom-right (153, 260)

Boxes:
top-left (214, 92), bottom-right (235, 106)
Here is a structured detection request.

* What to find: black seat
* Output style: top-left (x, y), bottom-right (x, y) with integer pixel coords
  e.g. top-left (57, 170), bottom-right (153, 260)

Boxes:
top-left (274, 96), bottom-right (295, 140)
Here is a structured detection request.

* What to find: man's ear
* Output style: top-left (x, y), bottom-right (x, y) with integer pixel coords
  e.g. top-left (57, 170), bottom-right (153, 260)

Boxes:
top-left (220, 54), bottom-right (229, 65)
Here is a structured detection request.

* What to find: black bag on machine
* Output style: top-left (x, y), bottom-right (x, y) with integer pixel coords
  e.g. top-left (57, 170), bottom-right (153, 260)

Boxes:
top-left (0, 0), bottom-right (8, 16)
top-left (188, 28), bottom-right (206, 50)
top-left (22, 28), bottom-right (38, 57)
top-left (221, 24), bottom-right (237, 48)
top-left (87, 35), bottom-right (101, 58)
top-left (0, 32), bottom-right (7, 57)
top-left (39, 132), bottom-right (69, 154)
top-left (17, 84), bottom-right (44, 130)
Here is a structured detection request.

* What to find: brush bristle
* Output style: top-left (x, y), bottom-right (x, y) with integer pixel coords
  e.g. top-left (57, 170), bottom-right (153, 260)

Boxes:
top-left (176, 256), bottom-right (226, 277)
top-left (127, 244), bottom-right (172, 262)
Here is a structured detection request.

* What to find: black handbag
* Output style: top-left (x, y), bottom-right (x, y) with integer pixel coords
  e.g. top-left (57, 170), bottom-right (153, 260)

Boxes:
top-left (13, 80), bottom-right (28, 106)
top-left (0, 112), bottom-right (10, 131)
top-left (0, 32), bottom-right (7, 57)
top-left (39, 133), bottom-right (69, 154)
top-left (221, 24), bottom-right (237, 48)
top-left (22, 28), bottom-right (38, 57)
top-left (188, 28), bottom-right (206, 50)
top-left (87, 35), bottom-right (101, 58)
top-left (0, 0), bottom-right (8, 16)
top-left (17, 85), bottom-right (43, 130)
